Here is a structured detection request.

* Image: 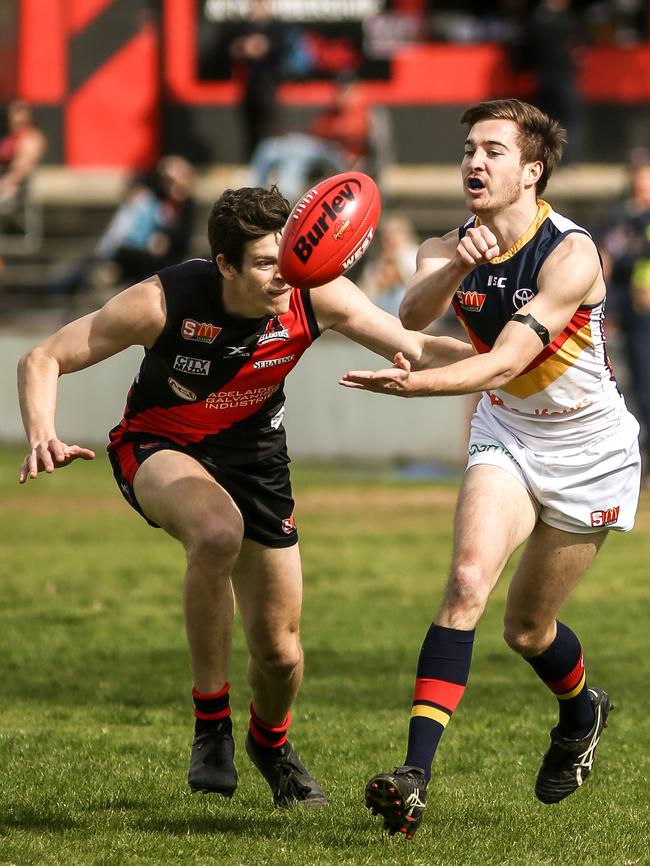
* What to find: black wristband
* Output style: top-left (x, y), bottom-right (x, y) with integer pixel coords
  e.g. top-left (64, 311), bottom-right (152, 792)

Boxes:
top-left (511, 312), bottom-right (550, 347)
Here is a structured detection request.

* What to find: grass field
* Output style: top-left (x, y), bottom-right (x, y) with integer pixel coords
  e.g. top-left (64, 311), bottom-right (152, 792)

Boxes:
top-left (0, 445), bottom-right (648, 866)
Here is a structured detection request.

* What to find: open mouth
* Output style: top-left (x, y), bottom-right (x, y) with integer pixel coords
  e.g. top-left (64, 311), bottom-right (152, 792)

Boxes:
top-left (467, 178), bottom-right (485, 190)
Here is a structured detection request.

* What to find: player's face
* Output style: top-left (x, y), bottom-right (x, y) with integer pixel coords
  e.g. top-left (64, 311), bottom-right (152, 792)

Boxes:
top-left (222, 233), bottom-right (292, 318)
top-left (461, 118), bottom-right (531, 216)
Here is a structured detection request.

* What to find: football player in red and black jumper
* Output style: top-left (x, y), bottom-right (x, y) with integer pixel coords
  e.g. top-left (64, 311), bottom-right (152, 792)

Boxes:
top-left (18, 185), bottom-right (474, 808)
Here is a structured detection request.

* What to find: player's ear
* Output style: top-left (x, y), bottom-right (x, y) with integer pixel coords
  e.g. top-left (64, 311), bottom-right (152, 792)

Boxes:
top-left (524, 160), bottom-right (544, 188)
top-left (216, 253), bottom-right (236, 281)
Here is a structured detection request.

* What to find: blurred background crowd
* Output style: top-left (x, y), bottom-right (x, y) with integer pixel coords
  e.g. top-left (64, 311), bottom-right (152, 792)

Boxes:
top-left (0, 0), bottom-right (649, 471)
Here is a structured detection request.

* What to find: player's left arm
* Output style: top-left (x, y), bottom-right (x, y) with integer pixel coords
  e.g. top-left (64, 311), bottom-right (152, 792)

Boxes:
top-left (340, 232), bottom-right (603, 396)
top-left (309, 276), bottom-right (475, 367)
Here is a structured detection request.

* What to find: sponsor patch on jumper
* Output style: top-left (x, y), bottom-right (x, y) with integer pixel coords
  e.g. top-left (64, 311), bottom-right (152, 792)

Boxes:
top-left (258, 319), bottom-right (290, 344)
top-left (168, 377), bottom-right (197, 401)
top-left (253, 354), bottom-right (296, 369)
top-left (456, 289), bottom-right (486, 312)
top-left (205, 384), bottom-right (279, 410)
top-left (181, 319), bottom-right (221, 343)
top-left (173, 355), bottom-right (211, 375)
top-left (223, 346), bottom-right (251, 358)
top-left (513, 288), bottom-right (535, 309)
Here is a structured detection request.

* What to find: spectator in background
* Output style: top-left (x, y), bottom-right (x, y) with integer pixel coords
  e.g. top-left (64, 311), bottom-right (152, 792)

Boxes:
top-left (0, 100), bottom-right (46, 234)
top-left (50, 156), bottom-right (195, 298)
top-left (230, 0), bottom-right (288, 161)
top-left (359, 214), bottom-right (419, 316)
top-left (515, 0), bottom-right (584, 162)
top-left (597, 155), bottom-right (650, 483)
top-left (250, 72), bottom-right (371, 203)
top-left (103, 155), bottom-right (196, 287)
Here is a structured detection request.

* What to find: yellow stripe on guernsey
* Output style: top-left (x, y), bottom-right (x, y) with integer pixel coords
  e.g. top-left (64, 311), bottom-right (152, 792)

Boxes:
top-left (475, 200), bottom-right (552, 264)
top-left (557, 671), bottom-right (587, 700)
top-left (501, 320), bottom-right (594, 399)
top-left (411, 705), bottom-right (451, 726)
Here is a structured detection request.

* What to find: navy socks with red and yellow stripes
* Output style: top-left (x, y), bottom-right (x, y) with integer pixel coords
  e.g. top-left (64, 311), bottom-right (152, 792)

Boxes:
top-left (405, 624), bottom-right (475, 781)
top-left (526, 620), bottom-right (595, 738)
top-left (192, 682), bottom-right (231, 734)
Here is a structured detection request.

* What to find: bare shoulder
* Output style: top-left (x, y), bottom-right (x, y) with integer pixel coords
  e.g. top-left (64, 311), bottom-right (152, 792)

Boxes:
top-left (542, 231), bottom-right (601, 275)
top-left (96, 275), bottom-right (166, 347)
top-left (539, 231), bottom-right (604, 304)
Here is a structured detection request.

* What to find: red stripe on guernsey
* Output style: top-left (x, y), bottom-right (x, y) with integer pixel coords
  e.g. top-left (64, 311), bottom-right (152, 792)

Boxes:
top-left (451, 299), bottom-right (492, 354)
top-left (452, 302), bottom-right (592, 366)
top-left (116, 441), bottom-right (140, 485)
top-left (546, 655), bottom-right (585, 695)
top-left (413, 678), bottom-right (466, 712)
top-left (519, 308), bottom-right (592, 374)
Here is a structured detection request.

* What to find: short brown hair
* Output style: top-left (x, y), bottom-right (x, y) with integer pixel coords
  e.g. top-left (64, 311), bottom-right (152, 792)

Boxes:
top-left (207, 185), bottom-right (291, 268)
top-left (460, 99), bottom-right (565, 195)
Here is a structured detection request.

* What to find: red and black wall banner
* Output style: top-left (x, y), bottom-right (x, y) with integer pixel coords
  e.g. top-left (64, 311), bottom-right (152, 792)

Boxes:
top-left (17, 0), bottom-right (160, 168)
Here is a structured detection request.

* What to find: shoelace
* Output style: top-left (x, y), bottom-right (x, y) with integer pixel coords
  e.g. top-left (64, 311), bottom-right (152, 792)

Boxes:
top-left (575, 705), bottom-right (603, 772)
top-left (404, 790), bottom-right (426, 815)
top-left (276, 758), bottom-right (312, 799)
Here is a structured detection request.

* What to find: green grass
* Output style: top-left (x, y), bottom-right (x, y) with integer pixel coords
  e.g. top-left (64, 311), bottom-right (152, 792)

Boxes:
top-left (0, 445), bottom-right (648, 866)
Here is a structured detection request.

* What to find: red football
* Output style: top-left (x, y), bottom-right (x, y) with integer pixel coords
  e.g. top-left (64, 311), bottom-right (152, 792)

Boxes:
top-left (278, 171), bottom-right (381, 289)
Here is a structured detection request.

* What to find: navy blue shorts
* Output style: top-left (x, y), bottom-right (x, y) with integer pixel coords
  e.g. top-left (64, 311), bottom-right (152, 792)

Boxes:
top-left (108, 437), bottom-right (298, 549)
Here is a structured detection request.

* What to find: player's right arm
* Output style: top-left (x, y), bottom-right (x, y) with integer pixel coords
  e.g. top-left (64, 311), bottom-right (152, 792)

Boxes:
top-left (17, 277), bottom-right (166, 483)
top-left (399, 226), bottom-right (501, 330)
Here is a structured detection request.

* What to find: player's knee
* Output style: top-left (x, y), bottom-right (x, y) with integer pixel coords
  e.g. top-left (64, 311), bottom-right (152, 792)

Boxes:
top-left (252, 632), bottom-right (302, 679)
top-left (444, 562), bottom-right (491, 620)
top-left (186, 516), bottom-right (243, 569)
top-left (503, 618), bottom-right (547, 656)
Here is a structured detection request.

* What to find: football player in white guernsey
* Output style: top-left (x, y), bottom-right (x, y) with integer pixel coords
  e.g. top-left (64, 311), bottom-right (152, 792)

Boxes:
top-left (342, 98), bottom-right (641, 839)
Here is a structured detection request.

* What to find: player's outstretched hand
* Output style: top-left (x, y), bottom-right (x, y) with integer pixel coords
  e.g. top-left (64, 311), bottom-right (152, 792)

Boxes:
top-left (19, 439), bottom-right (96, 483)
top-left (339, 352), bottom-right (414, 397)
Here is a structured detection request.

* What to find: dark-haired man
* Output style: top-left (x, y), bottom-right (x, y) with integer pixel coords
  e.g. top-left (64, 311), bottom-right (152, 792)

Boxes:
top-left (17, 185), bottom-right (473, 808)
top-left (342, 99), bottom-right (641, 838)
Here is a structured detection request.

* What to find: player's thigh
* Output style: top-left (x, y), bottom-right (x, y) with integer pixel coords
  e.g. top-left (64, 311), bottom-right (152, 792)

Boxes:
top-left (451, 464), bottom-right (538, 583)
top-left (505, 520), bottom-right (608, 629)
top-left (132, 449), bottom-right (244, 547)
top-left (232, 539), bottom-right (303, 650)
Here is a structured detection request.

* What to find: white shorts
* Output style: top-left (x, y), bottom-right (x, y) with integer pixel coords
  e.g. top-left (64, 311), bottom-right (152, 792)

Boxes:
top-left (467, 401), bottom-right (641, 534)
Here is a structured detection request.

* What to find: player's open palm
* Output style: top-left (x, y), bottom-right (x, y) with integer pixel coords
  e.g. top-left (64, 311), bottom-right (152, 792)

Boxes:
top-left (340, 352), bottom-right (414, 396)
top-left (19, 438), bottom-right (95, 483)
